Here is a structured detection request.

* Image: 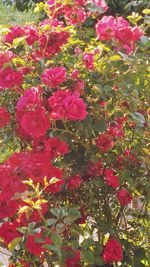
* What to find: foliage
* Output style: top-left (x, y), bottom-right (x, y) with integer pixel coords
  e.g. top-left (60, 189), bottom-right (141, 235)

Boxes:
top-left (0, 1), bottom-right (150, 267)
top-left (2, 0), bottom-right (150, 13)
top-left (0, 0), bottom-right (39, 25)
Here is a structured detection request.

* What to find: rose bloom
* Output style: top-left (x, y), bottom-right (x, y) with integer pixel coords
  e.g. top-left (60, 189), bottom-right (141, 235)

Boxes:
top-left (25, 25), bottom-right (39, 45)
top-left (87, 160), bottom-right (104, 177)
top-left (96, 16), bottom-right (116, 40)
top-left (0, 67), bottom-right (23, 89)
top-left (96, 133), bottom-right (115, 152)
top-left (0, 221), bottom-right (21, 245)
top-left (48, 90), bottom-right (87, 121)
top-left (16, 87), bottom-right (42, 119)
top-left (117, 189), bottom-right (132, 206)
top-left (65, 6), bottom-right (87, 25)
top-left (0, 193), bottom-right (19, 219)
top-left (4, 26), bottom-right (25, 44)
top-left (70, 69), bottom-right (79, 80)
top-left (0, 51), bottom-right (14, 69)
top-left (26, 233), bottom-right (52, 256)
top-left (104, 169), bottom-right (119, 188)
top-left (0, 106), bottom-right (10, 128)
top-left (102, 239), bottom-right (123, 263)
top-left (115, 27), bottom-right (134, 44)
top-left (63, 92), bottom-right (88, 121)
top-left (92, 0), bottom-right (108, 12)
top-left (20, 108), bottom-right (50, 139)
top-left (67, 175), bottom-right (81, 190)
top-left (75, 0), bottom-right (87, 5)
top-left (42, 66), bottom-right (67, 88)
top-left (43, 137), bottom-right (69, 159)
top-left (83, 53), bottom-right (94, 70)
top-left (65, 249), bottom-right (82, 267)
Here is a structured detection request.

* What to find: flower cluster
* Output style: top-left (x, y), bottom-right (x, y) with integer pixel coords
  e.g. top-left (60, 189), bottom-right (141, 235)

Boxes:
top-left (0, 0), bottom-right (148, 266)
top-left (96, 16), bottom-right (142, 53)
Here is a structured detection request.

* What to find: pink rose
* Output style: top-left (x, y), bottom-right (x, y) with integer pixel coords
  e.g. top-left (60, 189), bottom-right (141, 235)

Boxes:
top-left (20, 108), bottom-right (50, 138)
top-left (48, 90), bottom-right (87, 121)
top-left (4, 26), bottom-right (25, 44)
top-left (92, 0), bottom-right (108, 12)
top-left (83, 53), bottom-right (94, 70)
top-left (63, 92), bottom-right (88, 121)
top-left (42, 66), bottom-right (67, 88)
top-left (96, 16), bottom-right (116, 40)
top-left (0, 67), bottom-right (23, 89)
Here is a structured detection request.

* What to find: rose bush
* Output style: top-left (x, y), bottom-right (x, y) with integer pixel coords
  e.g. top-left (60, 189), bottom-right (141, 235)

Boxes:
top-left (0, 0), bottom-right (150, 267)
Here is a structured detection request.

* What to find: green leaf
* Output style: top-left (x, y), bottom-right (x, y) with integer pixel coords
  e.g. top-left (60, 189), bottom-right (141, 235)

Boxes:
top-left (134, 248), bottom-right (146, 261)
top-left (134, 263), bottom-right (145, 267)
top-left (43, 244), bottom-right (60, 253)
top-left (131, 112), bottom-right (145, 124)
top-left (81, 238), bottom-right (94, 249)
top-left (143, 9), bottom-right (150, 15)
top-left (50, 208), bottom-right (59, 217)
top-left (97, 119), bottom-right (107, 132)
top-left (67, 207), bottom-right (81, 221)
top-left (47, 218), bottom-right (57, 226)
top-left (51, 233), bottom-right (62, 247)
top-left (81, 250), bottom-right (94, 264)
top-left (8, 237), bottom-right (22, 251)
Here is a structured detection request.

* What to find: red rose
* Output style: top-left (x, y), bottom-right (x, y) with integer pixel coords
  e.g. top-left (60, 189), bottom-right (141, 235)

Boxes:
top-left (63, 92), bottom-right (88, 121)
top-left (16, 87), bottom-right (42, 119)
top-left (117, 189), bottom-right (132, 206)
top-left (0, 221), bottom-right (21, 245)
top-left (43, 137), bottom-right (69, 159)
top-left (87, 160), bottom-right (104, 177)
top-left (42, 66), bottom-right (67, 88)
top-left (0, 106), bottom-right (10, 128)
top-left (26, 233), bottom-right (52, 256)
top-left (104, 169), bottom-right (119, 188)
top-left (4, 26), bottom-right (25, 44)
top-left (0, 51), bottom-right (14, 69)
top-left (65, 250), bottom-right (82, 267)
top-left (20, 108), bottom-right (50, 139)
top-left (0, 193), bottom-right (19, 219)
top-left (102, 239), bottom-right (123, 263)
top-left (96, 133), bottom-right (115, 152)
top-left (0, 67), bottom-right (23, 89)
top-left (67, 175), bottom-right (81, 190)
top-left (48, 90), bottom-right (87, 121)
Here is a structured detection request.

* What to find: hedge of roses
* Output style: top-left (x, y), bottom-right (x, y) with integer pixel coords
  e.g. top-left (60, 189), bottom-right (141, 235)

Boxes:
top-left (0, 1), bottom-right (150, 267)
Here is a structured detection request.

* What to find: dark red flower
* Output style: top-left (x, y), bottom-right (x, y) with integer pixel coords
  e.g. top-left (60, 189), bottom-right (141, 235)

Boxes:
top-left (96, 133), bottom-right (115, 152)
top-left (0, 221), bottom-right (21, 245)
top-left (67, 175), bottom-right (81, 190)
top-left (104, 169), bottom-right (119, 188)
top-left (117, 189), bottom-right (132, 206)
top-left (0, 106), bottom-right (10, 128)
top-left (26, 233), bottom-right (52, 256)
top-left (102, 239), bottom-right (123, 263)
top-left (0, 193), bottom-right (19, 219)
